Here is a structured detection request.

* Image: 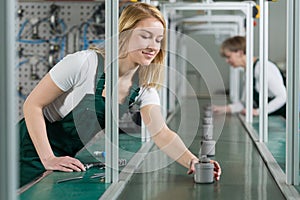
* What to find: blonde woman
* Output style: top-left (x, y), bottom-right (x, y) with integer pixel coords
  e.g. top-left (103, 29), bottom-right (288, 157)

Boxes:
top-left (19, 3), bottom-right (221, 186)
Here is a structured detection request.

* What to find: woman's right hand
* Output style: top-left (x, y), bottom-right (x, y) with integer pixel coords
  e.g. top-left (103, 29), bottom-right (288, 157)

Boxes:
top-left (42, 156), bottom-right (86, 172)
top-left (210, 159), bottom-right (221, 181)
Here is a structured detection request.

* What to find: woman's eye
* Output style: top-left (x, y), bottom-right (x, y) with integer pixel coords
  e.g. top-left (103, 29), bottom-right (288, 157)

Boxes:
top-left (141, 35), bottom-right (150, 39)
top-left (156, 36), bottom-right (163, 43)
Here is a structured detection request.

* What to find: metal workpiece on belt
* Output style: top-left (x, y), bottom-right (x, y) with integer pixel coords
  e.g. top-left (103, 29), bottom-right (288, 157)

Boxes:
top-left (200, 140), bottom-right (216, 157)
top-left (203, 104), bottom-right (212, 112)
top-left (202, 124), bottom-right (213, 140)
top-left (203, 104), bottom-right (213, 118)
top-left (194, 156), bottom-right (214, 184)
top-left (202, 117), bottom-right (213, 125)
top-left (204, 109), bottom-right (213, 118)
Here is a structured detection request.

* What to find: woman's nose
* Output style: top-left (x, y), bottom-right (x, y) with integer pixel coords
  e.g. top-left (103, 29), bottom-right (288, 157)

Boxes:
top-left (148, 39), bottom-right (160, 50)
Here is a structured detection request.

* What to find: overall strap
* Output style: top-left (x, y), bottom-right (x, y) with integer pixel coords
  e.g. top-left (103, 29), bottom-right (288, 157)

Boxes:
top-left (253, 58), bottom-right (259, 70)
top-left (253, 59), bottom-right (260, 108)
top-left (252, 58), bottom-right (259, 84)
top-left (94, 52), bottom-right (106, 126)
top-left (96, 53), bottom-right (105, 83)
top-left (95, 53), bottom-right (105, 96)
top-left (128, 71), bottom-right (140, 107)
top-left (94, 52), bottom-right (141, 109)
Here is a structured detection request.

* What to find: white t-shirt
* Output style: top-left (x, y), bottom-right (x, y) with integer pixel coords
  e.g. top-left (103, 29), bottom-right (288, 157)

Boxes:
top-left (43, 50), bottom-right (160, 122)
top-left (229, 60), bottom-right (286, 114)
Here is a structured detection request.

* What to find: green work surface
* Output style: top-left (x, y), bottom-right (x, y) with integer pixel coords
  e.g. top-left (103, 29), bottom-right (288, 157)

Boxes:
top-left (19, 133), bottom-right (142, 200)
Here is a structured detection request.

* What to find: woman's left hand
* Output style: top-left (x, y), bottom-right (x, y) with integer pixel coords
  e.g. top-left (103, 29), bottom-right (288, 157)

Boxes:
top-left (187, 158), bottom-right (199, 175)
top-left (241, 108), bottom-right (259, 116)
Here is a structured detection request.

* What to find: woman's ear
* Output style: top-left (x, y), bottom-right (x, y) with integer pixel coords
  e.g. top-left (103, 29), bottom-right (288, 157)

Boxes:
top-left (237, 50), bottom-right (244, 56)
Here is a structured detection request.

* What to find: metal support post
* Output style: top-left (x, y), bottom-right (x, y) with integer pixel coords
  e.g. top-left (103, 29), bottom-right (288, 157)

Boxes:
top-left (105, 0), bottom-right (119, 183)
top-left (0, 0), bottom-right (17, 200)
top-left (169, 19), bottom-right (177, 114)
top-left (160, 4), bottom-right (168, 119)
top-left (286, 0), bottom-right (299, 186)
top-left (259, 0), bottom-right (269, 142)
top-left (245, 3), bottom-right (254, 123)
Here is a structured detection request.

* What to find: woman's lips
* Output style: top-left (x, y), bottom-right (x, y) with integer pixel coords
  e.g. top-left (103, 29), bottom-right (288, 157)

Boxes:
top-left (142, 51), bottom-right (155, 59)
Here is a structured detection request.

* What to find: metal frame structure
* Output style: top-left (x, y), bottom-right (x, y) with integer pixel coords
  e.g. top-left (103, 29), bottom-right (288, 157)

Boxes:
top-left (180, 15), bottom-right (245, 104)
top-left (259, 0), bottom-right (269, 142)
top-left (160, 1), bottom-right (255, 123)
top-left (180, 15), bottom-right (245, 35)
top-left (0, 0), bottom-right (17, 200)
top-left (183, 23), bottom-right (239, 34)
top-left (286, 0), bottom-right (299, 185)
top-left (167, 14), bottom-right (178, 115)
top-left (166, 20), bottom-right (238, 123)
top-left (105, 0), bottom-right (119, 183)
top-left (141, 0), bottom-right (151, 4)
top-left (183, 23), bottom-right (241, 104)
top-left (0, 1), bottom-right (296, 199)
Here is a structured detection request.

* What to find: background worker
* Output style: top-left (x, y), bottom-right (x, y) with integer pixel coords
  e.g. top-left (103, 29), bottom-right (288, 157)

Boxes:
top-left (213, 36), bottom-right (286, 117)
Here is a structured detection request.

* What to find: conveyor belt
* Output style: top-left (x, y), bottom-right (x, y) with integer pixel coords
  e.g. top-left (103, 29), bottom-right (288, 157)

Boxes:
top-left (116, 98), bottom-right (286, 200)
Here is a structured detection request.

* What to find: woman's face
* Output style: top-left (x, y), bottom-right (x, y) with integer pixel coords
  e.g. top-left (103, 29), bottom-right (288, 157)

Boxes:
top-left (126, 17), bottom-right (164, 66)
top-left (223, 49), bottom-right (244, 68)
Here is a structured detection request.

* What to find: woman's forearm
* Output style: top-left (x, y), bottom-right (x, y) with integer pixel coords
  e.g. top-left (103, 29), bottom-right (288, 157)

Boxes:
top-left (141, 105), bottom-right (198, 168)
top-left (23, 102), bottom-right (55, 164)
top-left (22, 74), bottom-right (65, 165)
top-left (152, 126), bottom-right (198, 169)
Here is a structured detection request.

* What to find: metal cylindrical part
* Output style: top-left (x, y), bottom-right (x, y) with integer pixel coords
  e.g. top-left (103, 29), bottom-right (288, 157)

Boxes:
top-left (203, 104), bottom-right (212, 111)
top-left (202, 117), bottom-right (213, 125)
top-left (200, 140), bottom-right (216, 157)
top-left (202, 124), bottom-right (213, 140)
top-left (204, 109), bottom-right (213, 117)
top-left (194, 156), bottom-right (214, 184)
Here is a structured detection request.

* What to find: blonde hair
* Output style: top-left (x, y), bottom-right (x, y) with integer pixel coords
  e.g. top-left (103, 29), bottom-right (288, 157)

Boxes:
top-left (91, 3), bottom-right (166, 89)
top-left (220, 36), bottom-right (246, 57)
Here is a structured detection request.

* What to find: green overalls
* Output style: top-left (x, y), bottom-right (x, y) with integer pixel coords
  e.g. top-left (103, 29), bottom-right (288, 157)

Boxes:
top-left (252, 59), bottom-right (286, 118)
top-left (19, 53), bottom-right (140, 187)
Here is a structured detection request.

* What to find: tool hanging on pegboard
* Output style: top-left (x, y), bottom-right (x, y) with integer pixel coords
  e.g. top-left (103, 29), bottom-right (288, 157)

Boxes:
top-left (16, 1), bottom-right (106, 119)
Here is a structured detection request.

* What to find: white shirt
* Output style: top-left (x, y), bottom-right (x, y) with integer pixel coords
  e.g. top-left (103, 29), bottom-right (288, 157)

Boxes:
top-left (229, 60), bottom-right (286, 114)
top-left (43, 50), bottom-right (160, 122)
